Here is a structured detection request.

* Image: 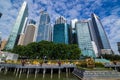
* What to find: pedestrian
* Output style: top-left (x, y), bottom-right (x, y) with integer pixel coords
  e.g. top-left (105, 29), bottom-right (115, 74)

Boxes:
top-left (58, 61), bottom-right (61, 67)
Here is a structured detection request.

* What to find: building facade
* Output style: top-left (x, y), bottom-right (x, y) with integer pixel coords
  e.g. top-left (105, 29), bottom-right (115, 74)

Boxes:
top-left (0, 32), bottom-right (1, 45)
top-left (0, 39), bottom-right (7, 50)
top-left (91, 13), bottom-right (111, 49)
top-left (17, 17), bottom-right (28, 45)
top-left (55, 16), bottom-right (67, 24)
top-left (36, 11), bottom-right (51, 42)
top-left (71, 19), bottom-right (78, 44)
top-left (91, 13), bottom-right (111, 55)
top-left (23, 20), bottom-right (36, 45)
top-left (117, 42), bottom-right (120, 53)
top-left (53, 23), bottom-right (70, 44)
top-left (5, 1), bottom-right (28, 50)
top-left (75, 20), bottom-right (96, 57)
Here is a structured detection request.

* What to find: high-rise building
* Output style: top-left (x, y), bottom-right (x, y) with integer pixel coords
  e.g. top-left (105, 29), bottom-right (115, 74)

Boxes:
top-left (91, 13), bottom-right (111, 49)
top-left (71, 19), bottom-right (78, 44)
top-left (88, 19), bottom-right (100, 57)
top-left (5, 1), bottom-right (28, 50)
top-left (0, 39), bottom-right (7, 50)
top-left (0, 32), bottom-right (2, 47)
top-left (117, 42), bottom-right (120, 53)
top-left (0, 12), bottom-right (2, 18)
top-left (53, 16), bottom-right (70, 44)
top-left (75, 20), bottom-right (96, 57)
top-left (17, 17), bottom-right (28, 45)
top-left (23, 19), bottom-right (36, 45)
top-left (36, 11), bottom-right (51, 42)
top-left (53, 24), bottom-right (70, 44)
top-left (55, 16), bottom-right (67, 24)
top-left (91, 13), bottom-right (111, 55)
top-left (29, 19), bottom-right (36, 25)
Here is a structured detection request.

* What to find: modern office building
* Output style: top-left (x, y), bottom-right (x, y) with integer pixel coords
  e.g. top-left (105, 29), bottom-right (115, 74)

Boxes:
top-left (0, 39), bottom-right (7, 50)
top-left (23, 20), bottom-right (36, 45)
top-left (87, 19), bottom-right (100, 57)
top-left (75, 20), bottom-right (96, 57)
top-left (91, 13), bottom-right (111, 49)
top-left (0, 32), bottom-right (2, 47)
top-left (53, 24), bottom-right (70, 44)
top-left (55, 16), bottom-right (67, 24)
top-left (17, 17), bottom-right (28, 45)
top-left (70, 19), bottom-right (78, 44)
top-left (36, 11), bottom-right (51, 42)
top-left (5, 1), bottom-right (28, 50)
top-left (91, 13), bottom-right (111, 55)
top-left (0, 12), bottom-right (2, 18)
top-left (53, 16), bottom-right (70, 44)
top-left (117, 42), bottom-right (120, 53)
top-left (29, 19), bottom-right (36, 25)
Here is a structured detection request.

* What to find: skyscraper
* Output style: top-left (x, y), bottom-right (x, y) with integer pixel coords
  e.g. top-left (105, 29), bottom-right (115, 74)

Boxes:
top-left (71, 19), bottom-right (78, 44)
top-left (5, 1), bottom-right (28, 50)
top-left (0, 32), bottom-right (2, 47)
top-left (75, 20), bottom-right (96, 57)
top-left (55, 16), bottom-right (67, 24)
top-left (0, 39), bottom-right (7, 50)
top-left (117, 42), bottom-right (120, 54)
top-left (17, 17), bottom-right (28, 45)
top-left (23, 19), bottom-right (36, 45)
top-left (53, 16), bottom-right (70, 44)
top-left (91, 13), bottom-right (111, 55)
top-left (36, 11), bottom-right (51, 42)
top-left (91, 13), bottom-right (111, 49)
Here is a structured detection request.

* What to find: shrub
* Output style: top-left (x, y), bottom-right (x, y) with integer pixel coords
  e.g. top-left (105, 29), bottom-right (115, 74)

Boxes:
top-left (95, 62), bottom-right (104, 68)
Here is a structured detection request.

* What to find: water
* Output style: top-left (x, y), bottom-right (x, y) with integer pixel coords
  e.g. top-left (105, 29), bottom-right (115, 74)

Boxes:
top-left (0, 72), bottom-right (78, 80)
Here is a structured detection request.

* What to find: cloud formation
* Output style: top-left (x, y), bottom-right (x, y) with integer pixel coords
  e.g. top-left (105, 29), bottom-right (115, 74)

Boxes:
top-left (0, 0), bottom-right (120, 54)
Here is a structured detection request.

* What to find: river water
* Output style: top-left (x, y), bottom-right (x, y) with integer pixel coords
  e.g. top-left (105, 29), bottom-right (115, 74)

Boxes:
top-left (0, 72), bottom-right (78, 80)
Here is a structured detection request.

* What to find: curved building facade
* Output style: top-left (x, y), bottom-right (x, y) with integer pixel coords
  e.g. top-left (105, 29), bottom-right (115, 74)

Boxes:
top-left (5, 1), bottom-right (28, 50)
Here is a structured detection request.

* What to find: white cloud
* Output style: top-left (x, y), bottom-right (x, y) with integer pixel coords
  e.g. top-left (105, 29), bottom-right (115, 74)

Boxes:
top-left (0, 0), bottom-right (19, 39)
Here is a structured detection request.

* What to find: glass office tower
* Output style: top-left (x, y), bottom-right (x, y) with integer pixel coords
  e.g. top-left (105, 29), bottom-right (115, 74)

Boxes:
top-left (0, 32), bottom-right (1, 45)
top-left (55, 16), bottom-right (67, 24)
top-left (91, 13), bottom-right (111, 49)
top-left (5, 1), bottom-right (28, 50)
top-left (53, 16), bottom-right (70, 44)
top-left (75, 20), bottom-right (96, 57)
top-left (117, 42), bottom-right (120, 54)
top-left (53, 23), bottom-right (70, 44)
top-left (36, 11), bottom-right (51, 42)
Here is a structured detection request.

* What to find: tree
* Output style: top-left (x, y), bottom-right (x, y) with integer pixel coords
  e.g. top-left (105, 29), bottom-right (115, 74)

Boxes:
top-left (11, 41), bottom-right (81, 60)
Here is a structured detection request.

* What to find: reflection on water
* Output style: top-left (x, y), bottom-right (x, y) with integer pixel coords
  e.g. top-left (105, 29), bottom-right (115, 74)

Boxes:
top-left (0, 72), bottom-right (78, 80)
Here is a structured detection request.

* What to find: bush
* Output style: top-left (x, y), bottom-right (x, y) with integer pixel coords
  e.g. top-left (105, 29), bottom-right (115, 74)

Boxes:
top-left (76, 62), bottom-right (87, 68)
top-left (95, 62), bottom-right (104, 68)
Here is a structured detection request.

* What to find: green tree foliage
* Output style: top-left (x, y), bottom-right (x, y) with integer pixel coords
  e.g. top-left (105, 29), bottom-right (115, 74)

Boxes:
top-left (101, 54), bottom-right (120, 61)
top-left (11, 41), bottom-right (81, 60)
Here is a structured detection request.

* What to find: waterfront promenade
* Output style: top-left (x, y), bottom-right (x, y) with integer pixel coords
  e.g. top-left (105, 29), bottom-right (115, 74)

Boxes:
top-left (0, 63), bottom-right (76, 79)
top-left (72, 68), bottom-right (120, 80)
top-left (0, 63), bottom-right (75, 69)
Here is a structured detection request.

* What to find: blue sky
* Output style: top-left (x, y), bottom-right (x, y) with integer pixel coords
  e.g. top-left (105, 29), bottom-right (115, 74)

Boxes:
top-left (0, 0), bottom-right (120, 54)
